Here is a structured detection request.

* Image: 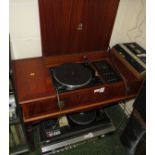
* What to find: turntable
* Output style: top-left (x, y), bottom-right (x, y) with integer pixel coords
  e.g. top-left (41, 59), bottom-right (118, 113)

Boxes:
top-left (49, 60), bottom-right (122, 93)
top-left (39, 108), bottom-right (115, 154)
top-left (69, 110), bottom-right (96, 125)
top-left (52, 63), bottom-right (93, 90)
top-left (50, 62), bottom-right (100, 93)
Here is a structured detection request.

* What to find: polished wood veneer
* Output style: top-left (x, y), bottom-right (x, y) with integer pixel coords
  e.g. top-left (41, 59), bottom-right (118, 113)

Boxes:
top-left (12, 57), bottom-right (56, 103)
top-left (39, 0), bottom-right (120, 56)
top-left (12, 51), bottom-right (143, 124)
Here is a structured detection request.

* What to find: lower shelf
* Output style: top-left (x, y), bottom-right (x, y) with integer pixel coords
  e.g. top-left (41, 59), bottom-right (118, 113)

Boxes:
top-left (38, 109), bottom-right (116, 154)
top-left (41, 125), bottom-right (115, 154)
top-left (10, 145), bottom-right (29, 155)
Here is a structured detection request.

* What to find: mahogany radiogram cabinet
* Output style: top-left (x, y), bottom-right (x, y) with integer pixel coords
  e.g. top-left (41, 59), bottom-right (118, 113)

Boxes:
top-left (11, 0), bottom-right (145, 150)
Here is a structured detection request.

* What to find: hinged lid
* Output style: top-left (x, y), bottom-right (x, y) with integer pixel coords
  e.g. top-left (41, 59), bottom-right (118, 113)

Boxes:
top-left (39, 0), bottom-right (120, 57)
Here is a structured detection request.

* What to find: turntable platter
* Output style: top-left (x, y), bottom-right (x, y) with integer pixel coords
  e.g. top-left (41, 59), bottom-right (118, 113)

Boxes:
top-left (53, 63), bottom-right (92, 89)
top-left (68, 110), bottom-right (96, 125)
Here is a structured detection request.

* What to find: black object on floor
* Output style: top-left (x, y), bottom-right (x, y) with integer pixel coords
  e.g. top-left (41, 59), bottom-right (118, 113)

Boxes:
top-left (121, 80), bottom-right (146, 155)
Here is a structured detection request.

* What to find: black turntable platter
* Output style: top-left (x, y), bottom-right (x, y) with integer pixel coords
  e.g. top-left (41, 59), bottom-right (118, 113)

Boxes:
top-left (53, 63), bottom-right (92, 89)
top-left (68, 110), bottom-right (96, 125)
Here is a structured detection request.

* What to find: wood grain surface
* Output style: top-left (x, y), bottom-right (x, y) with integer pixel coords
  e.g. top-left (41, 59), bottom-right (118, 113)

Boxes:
top-left (12, 54), bottom-right (143, 124)
top-left (39, 0), bottom-right (120, 56)
top-left (12, 57), bottom-right (56, 103)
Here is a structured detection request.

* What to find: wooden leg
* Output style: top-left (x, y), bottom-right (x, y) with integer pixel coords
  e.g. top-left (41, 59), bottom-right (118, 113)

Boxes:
top-left (25, 125), bottom-right (35, 151)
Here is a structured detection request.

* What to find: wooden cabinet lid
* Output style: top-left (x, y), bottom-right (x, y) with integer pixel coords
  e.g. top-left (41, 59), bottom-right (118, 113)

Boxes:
top-left (12, 57), bottom-right (56, 103)
top-left (39, 0), bottom-right (120, 57)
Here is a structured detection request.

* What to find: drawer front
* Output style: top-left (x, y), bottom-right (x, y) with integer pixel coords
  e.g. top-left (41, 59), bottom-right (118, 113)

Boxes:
top-left (21, 98), bottom-right (58, 119)
top-left (60, 83), bottom-right (125, 109)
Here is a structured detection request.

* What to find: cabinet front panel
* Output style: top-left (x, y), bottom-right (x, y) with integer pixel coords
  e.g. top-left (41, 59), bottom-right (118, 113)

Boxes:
top-left (22, 98), bottom-right (58, 119)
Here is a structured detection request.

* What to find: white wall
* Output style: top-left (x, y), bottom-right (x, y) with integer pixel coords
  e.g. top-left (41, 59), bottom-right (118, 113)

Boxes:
top-left (10, 0), bottom-right (146, 59)
top-left (110, 0), bottom-right (146, 115)
top-left (110, 0), bottom-right (146, 48)
top-left (9, 0), bottom-right (42, 59)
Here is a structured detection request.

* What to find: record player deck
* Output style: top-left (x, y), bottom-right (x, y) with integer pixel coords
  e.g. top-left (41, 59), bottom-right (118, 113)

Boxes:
top-left (39, 108), bottom-right (115, 154)
top-left (49, 60), bottom-right (121, 93)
